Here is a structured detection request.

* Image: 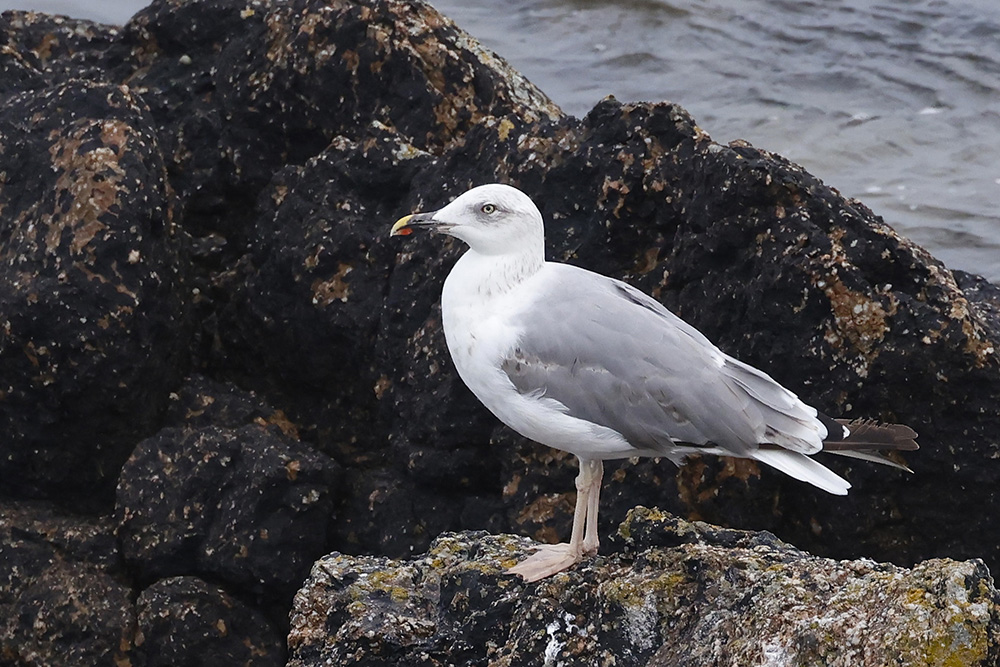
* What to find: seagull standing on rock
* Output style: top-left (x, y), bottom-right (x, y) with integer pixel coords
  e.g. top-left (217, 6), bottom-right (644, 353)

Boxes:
top-left (390, 183), bottom-right (918, 582)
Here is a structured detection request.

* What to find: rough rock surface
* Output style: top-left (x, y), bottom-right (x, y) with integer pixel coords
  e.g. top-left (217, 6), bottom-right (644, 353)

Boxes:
top-left (0, 490), bottom-right (290, 666)
top-left (0, 500), bottom-right (133, 666)
top-left (1, 0), bottom-right (999, 664)
top-left (116, 422), bottom-right (341, 604)
top-left (287, 507), bottom-right (1000, 667)
top-left (0, 75), bottom-right (186, 504)
top-left (133, 576), bottom-right (285, 667)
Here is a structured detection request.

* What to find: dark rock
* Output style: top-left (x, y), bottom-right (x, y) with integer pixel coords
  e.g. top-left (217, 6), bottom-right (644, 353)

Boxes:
top-left (0, 40), bottom-right (47, 96)
top-left (220, 132), bottom-right (431, 449)
top-left (0, 500), bottom-right (134, 666)
top-left (0, 11), bottom-right (120, 87)
top-left (288, 510), bottom-right (1000, 667)
top-left (109, 0), bottom-right (559, 247)
top-left (161, 374), bottom-right (290, 432)
top-left (133, 576), bottom-right (284, 667)
top-left (71, 0), bottom-right (998, 574)
top-left (215, 128), bottom-right (510, 556)
top-left (0, 77), bottom-right (186, 505)
top-left (116, 424), bottom-right (340, 603)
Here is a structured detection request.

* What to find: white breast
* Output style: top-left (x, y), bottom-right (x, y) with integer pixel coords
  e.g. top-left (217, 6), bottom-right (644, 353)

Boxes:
top-left (441, 251), bottom-right (524, 404)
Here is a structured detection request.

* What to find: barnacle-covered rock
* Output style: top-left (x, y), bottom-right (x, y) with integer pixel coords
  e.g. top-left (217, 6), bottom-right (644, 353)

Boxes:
top-left (0, 500), bottom-right (133, 666)
top-left (116, 423), bottom-right (340, 603)
top-left (0, 78), bottom-right (186, 504)
top-left (132, 576), bottom-right (284, 667)
top-left (287, 509), bottom-right (1000, 667)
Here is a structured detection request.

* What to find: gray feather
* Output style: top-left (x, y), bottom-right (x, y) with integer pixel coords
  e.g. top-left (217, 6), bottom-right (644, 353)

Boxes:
top-left (500, 265), bottom-right (823, 458)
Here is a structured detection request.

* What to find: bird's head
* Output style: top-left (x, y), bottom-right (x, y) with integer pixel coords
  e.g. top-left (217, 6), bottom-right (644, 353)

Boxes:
top-left (391, 183), bottom-right (544, 255)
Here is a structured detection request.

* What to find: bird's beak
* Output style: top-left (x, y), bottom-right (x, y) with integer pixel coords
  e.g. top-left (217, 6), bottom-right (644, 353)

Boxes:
top-left (390, 211), bottom-right (441, 237)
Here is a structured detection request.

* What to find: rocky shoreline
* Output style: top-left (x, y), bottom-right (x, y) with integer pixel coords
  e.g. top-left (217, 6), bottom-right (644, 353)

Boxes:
top-left (1, 1), bottom-right (999, 665)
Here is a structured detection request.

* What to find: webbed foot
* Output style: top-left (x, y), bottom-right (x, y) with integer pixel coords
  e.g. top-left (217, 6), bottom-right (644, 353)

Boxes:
top-left (507, 543), bottom-right (582, 582)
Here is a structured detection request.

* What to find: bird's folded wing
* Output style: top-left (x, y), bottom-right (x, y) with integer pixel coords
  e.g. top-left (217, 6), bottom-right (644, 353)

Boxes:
top-left (500, 264), bottom-right (824, 457)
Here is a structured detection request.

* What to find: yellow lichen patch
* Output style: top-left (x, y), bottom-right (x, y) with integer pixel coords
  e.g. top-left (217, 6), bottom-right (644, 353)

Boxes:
top-left (630, 506), bottom-right (673, 524)
top-left (599, 569), bottom-right (691, 653)
top-left (311, 262), bottom-right (353, 305)
top-left (601, 571), bottom-right (688, 610)
top-left (423, 534), bottom-right (519, 578)
top-left (351, 569), bottom-right (413, 604)
top-left (496, 117), bottom-right (515, 141)
top-left (904, 587), bottom-right (927, 606)
top-left (618, 506), bottom-right (674, 541)
top-left (43, 119), bottom-right (131, 262)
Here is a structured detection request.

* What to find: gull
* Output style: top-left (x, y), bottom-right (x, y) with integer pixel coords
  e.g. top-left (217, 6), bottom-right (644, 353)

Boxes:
top-left (391, 183), bottom-right (918, 582)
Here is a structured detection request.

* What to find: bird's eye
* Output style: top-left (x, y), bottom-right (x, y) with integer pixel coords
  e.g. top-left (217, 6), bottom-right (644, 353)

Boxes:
top-left (481, 203), bottom-right (497, 214)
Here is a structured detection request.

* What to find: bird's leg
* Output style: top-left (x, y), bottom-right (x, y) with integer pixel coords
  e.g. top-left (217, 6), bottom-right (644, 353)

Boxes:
top-left (565, 458), bottom-right (592, 552)
top-left (507, 456), bottom-right (597, 582)
top-left (581, 459), bottom-right (603, 557)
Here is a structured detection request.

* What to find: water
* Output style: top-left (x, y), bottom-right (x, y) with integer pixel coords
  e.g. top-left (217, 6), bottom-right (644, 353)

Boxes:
top-left (5, 0), bottom-right (999, 282)
top-left (0, 0), bottom-right (142, 25)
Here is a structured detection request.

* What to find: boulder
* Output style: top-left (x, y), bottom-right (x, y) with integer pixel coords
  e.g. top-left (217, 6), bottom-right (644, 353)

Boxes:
top-left (0, 73), bottom-right (187, 504)
top-left (0, 500), bottom-right (133, 666)
top-left (106, 0), bottom-right (560, 250)
top-left (116, 422), bottom-right (341, 603)
top-left (287, 507), bottom-right (1000, 667)
top-left (160, 373), bottom-right (284, 431)
top-left (133, 576), bottom-right (285, 667)
top-left (0, 11), bottom-right (120, 88)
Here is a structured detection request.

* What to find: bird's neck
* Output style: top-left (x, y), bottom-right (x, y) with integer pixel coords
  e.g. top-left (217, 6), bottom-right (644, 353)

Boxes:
top-left (448, 247), bottom-right (544, 300)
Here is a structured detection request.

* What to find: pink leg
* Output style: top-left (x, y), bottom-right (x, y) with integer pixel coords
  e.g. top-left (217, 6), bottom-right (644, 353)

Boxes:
top-left (507, 456), bottom-right (602, 582)
top-left (582, 459), bottom-right (603, 556)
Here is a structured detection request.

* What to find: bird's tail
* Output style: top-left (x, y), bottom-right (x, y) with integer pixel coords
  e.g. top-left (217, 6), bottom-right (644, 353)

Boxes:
top-left (751, 418), bottom-right (918, 494)
top-left (819, 417), bottom-right (919, 472)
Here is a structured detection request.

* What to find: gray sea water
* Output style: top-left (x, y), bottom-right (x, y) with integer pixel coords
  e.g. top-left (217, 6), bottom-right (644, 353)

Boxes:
top-left (5, 0), bottom-right (999, 282)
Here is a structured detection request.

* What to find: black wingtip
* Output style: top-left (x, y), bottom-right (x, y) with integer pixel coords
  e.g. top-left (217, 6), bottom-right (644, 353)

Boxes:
top-left (821, 416), bottom-right (919, 452)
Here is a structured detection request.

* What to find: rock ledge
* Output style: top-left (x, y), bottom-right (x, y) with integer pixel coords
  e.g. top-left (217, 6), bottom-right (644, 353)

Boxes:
top-left (288, 507), bottom-right (1000, 667)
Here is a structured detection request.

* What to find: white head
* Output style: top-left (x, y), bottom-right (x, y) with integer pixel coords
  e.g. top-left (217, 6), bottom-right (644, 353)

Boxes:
top-left (391, 183), bottom-right (545, 256)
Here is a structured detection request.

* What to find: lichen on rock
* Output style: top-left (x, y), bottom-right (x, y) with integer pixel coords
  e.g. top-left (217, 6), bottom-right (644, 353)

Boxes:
top-left (288, 509), bottom-right (1000, 666)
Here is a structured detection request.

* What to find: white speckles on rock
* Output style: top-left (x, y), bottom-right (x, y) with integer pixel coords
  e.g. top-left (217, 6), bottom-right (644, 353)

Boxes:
top-left (288, 511), bottom-right (1000, 666)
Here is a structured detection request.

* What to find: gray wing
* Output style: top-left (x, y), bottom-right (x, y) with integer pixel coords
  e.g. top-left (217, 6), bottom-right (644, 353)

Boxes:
top-left (501, 264), bottom-right (823, 457)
